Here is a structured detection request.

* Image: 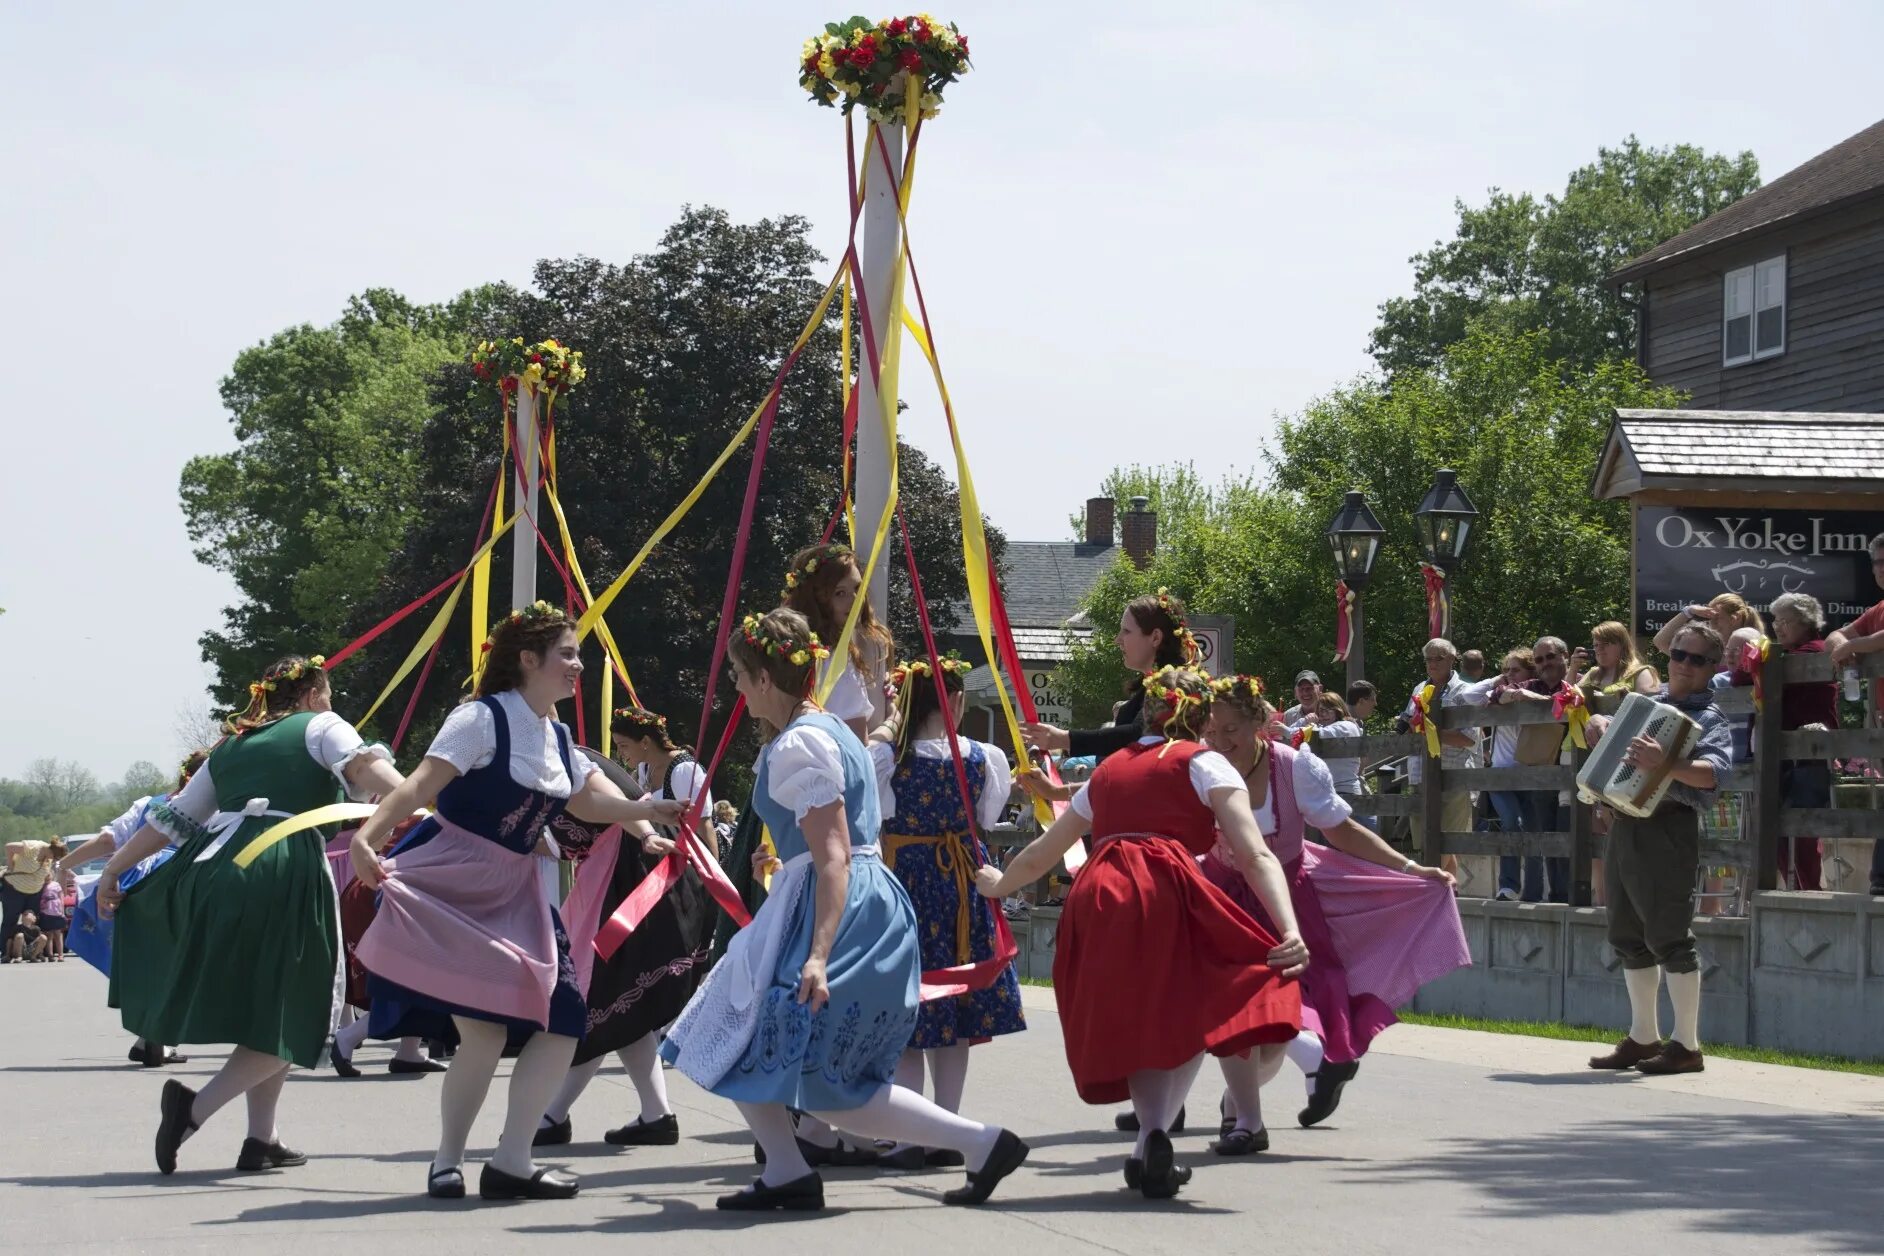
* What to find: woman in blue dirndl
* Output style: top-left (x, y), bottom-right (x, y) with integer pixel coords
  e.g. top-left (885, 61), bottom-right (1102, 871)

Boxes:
top-left (348, 604), bottom-right (683, 1203)
top-left (662, 609), bottom-right (1029, 1212)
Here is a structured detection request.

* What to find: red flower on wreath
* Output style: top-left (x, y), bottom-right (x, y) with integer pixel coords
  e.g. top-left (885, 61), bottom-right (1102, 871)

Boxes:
top-left (958, 35), bottom-right (969, 55)
top-left (885, 17), bottom-right (907, 36)
top-left (804, 52), bottom-right (820, 74)
top-left (913, 20), bottom-right (931, 41)
top-left (899, 49), bottom-right (921, 70)
top-left (850, 43), bottom-right (876, 67)
top-left (832, 46), bottom-right (850, 65)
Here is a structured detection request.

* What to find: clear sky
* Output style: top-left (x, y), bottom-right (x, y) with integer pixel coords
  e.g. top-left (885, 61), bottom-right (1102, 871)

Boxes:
top-left (4, 0), bottom-right (1880, 781)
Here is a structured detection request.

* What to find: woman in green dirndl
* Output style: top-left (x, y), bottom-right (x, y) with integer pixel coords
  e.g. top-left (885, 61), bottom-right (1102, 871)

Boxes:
top-left (100, 655), bottom-right (404, 1175)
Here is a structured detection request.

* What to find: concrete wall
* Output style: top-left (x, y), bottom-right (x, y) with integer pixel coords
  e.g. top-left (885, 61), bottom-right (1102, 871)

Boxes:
top-left (1014, 892), bottom-right (1884, 1060)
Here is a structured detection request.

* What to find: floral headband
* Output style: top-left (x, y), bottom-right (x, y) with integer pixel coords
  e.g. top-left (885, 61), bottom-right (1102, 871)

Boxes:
top-left (611, 706), bottom-right (668, 734)
top-left (782, 544), bottom-right (854, 595)
top-left (248, 654), bottom-right (327, 701)
top-left (739, 614), bottom-right (831, 668)
top-left (1142, 667), bottom-right (1212, 733)
top-left (888, 654), bottom-right (970, 689)
top-left (1210, 674), bottom-right (1267, 705)
top-left (1154, 587), bottom-right (1205, 667)
top-left (480, 600), bottom-right (562, 654)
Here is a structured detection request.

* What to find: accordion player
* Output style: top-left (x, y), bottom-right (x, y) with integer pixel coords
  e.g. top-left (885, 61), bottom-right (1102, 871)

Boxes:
top-left (1576, 692), bottom-right (1703, 819)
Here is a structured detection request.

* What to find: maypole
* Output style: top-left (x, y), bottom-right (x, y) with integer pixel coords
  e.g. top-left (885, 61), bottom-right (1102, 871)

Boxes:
top-left (510, 383), bottom-right (541, 612)
top-left (852, 114), bottom-right (901, 620)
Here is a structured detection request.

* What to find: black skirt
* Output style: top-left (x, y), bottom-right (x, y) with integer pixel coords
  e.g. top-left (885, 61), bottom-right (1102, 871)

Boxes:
top-left (573, 843), bottom-right (715, 1064)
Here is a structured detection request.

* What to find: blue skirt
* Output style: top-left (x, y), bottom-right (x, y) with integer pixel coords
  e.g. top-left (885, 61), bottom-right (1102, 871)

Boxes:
top-left (69, 848), bottom-right (176, 978)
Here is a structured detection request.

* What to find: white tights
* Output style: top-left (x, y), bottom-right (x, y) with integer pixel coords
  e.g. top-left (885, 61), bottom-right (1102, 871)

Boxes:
top-left (434, 1017), bottom-right (577, 1177)
top-left (541, 1031), bottom-right (671, 1126)
top-left (1216, 1044), bottom-right (1288, 1132)
top-left (740, 1085), bottom-right (1002, 1189)
top-left (334, 1006), bottom-right (425, 1063)
top-left (189, 1045), bottom-right (292, 1143)
top-left (1126, 1054), bottom-right (1205, 1159)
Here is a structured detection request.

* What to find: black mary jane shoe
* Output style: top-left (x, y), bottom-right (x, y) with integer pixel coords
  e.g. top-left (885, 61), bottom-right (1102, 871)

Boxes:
top-left (427, 1166), bottom-right (466, 1200)
top-left (878, 1145), bottom-right (929, 1172)
top-left (925, 1148), bottom-right (966, 1169)
top-left (389, 1056), bottom-right (448, 1075)
top-left (1123, 1157), bottom-right (1144, 1190)
top-left (716, 1172), bottom-right (825, 1212)
top-left (1298, 1059), bottom-right (1360, 1128)
top-left (1114, 1105), bottom-right (1185, 1134)
top-left (155, 1079), bottom-right (199, 1176)
top-left (478, 1163), bottom-right (580, 1201)
top-left (237, 1138), bottom-right (308, 1172)
top-left (943, 1129), bottom-right (1029, 1207)
top-left (533, 1116), bottom-right (572, 1148)
top-left (1138, 1130), bottom-right (1192, 1200)
top-left (331, 1046), bottom-right (362, 1079)
top-left (1219, 1094), bottom-right (1237, 1138)
top-left (604, 1113), bottom-right (679, 1146)
top-left (1210, 1126), bottom-right (1269, 1157)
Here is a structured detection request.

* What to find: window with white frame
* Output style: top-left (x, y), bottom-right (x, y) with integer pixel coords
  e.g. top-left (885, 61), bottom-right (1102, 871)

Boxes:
top-left (1723, 255), bottom-right (1785, 365)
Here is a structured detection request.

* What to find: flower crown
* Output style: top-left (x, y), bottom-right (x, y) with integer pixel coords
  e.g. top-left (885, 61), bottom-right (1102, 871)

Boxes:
top-left (1210, 674), bottom-right (1267, 705)
top-left (782, 544), bottom-right (853, 595)
top-left (480, 600), bottom-right (562, 654)
top-left (1141, 666), bottom-right (1212, 734)
top-left (248, 654), bottom-right (327, 701)
top-left (739, 614), bottom-right (831, 669)
top-left (888, 654), bottom-right (970, 688)
top-left (798, 14), bottom-right (970, 125)
top-left (611, 706), bottom-right (668, 735)
top-left (1154, 587), bottom-right (1205, 666)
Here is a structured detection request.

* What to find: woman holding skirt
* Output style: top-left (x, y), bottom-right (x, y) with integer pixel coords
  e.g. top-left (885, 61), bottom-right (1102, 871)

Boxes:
top-left (661, 609), bottom-right (1029, 1212)
top-left (101, 656), bottom-right (403, 1175)
top-left (348, 603), bottom-right (683, 1202)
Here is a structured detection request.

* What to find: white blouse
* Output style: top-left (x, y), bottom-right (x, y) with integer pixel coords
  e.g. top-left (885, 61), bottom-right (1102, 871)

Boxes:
top-left (759, 723), bottom-right (849, 821)
top-left (157, 712), bottom-right (390, 828)
top-left (426, 690), bottom-right (601, 799)
top-left (821, 661), bottom-right (875, 724)
top-left (1069, 737), bottom-right (1246, 820)
top-left (637, 757), bottom-right (712, 810)
top-left (1253, 749), bottom-right (1353, 837)
top-left (107, 797), bottom-right (155, 849)
top-left (868, 736), bottom-right (1012, 830)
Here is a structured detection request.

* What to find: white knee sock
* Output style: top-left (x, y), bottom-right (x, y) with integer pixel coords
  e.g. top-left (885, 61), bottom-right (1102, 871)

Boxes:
top-left (334, 1015), bottom-right (372, 1060)
top-left (807, 1085), bottom-right (1000, 1170)
top-left (1217, 1051), bottom-right (1264, 1132)
top-left (1624, 965), bottom-right (1663, 1044)
top-left (740, 1101), bottom-right (811, 1188)
top-left (1286, 1029), bottom-right (1325, 1094)
top-left (543, 1054), bottom-right (604, 1126)
top-left (927, 1044), bottom-right (971, 1114)
top-left (245, 1061), bottom-right (291, 1142)
top-left (490, 1032), bottom-right (578, 1177)
top-left (1665, 968), bottom-right (1702, 1052)
top-left (393, 1036), bottom-right (428, 1064)
top-left (192, 1046), bottom-right (293, 1132)
top-left (436, 1017), bottom-right (505, 1172)
top-left (619, 1032), bottom-right (672, 1123)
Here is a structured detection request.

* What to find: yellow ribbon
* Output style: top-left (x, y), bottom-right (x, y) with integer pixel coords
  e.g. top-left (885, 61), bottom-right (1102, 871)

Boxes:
top-left (232, 802), bottom-right (379, 869)
top-left (468, 420), bottom-right (509, 686)
top-left (1411, 683), bottom-right (1442, 758)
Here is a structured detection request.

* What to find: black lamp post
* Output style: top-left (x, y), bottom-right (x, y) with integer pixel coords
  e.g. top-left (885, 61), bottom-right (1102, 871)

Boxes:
top-left (1326, 490), bottom-right (1386, 687)
top-left (1413, 469), bottom-right (1480, 639)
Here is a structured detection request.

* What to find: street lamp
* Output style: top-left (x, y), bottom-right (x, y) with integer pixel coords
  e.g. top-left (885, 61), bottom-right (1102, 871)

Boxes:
top-left (1326, 490), bottom-right (1386, 687)
top-left (1413, 469), bottom-right (1480, 571)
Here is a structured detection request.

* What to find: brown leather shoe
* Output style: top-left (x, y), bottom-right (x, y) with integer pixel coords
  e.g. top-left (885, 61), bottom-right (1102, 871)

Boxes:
top-left (1588, 1037), bottom-right (1663, 1070)
top-left (1635, 1043), bottom-right (1705, 1075)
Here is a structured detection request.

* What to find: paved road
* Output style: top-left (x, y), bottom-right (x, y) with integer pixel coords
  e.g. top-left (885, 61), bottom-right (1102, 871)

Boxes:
top-left (4, 962), bottom-right (1880, 1254)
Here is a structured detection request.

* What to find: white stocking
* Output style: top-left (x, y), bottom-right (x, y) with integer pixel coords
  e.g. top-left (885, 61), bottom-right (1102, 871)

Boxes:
top-left (489, 1032), bottom-right (577, 1178)
top-left (1285, 1028), bottom-right (1325, 1094)
top-left (1624, 965), bottom-right (1663, 1045)
top-left (1125, 1054), bottom-right (1203, 1159)
top-left (740, 1102), bottom-right (811, 1188)
top-left (927, 1044), bottom-right (971, 1114)
top-left (435, 1017), bottom-right (505, 1172)
top-left (1218, 1051), bottom-right (1264, 1132)
top-left (895, 1048), bottom-right (927, 1096)
top-left (245, 1061), bottom-right (291, 1142)
top-left (191, 1046), bottom-right (292, 1133)
top-left (393, 1036), bottom-right (428, 1063)
top-left (807, 1084), bottom-right (1001, 1170)
top-left (334, 1014), bottom-right (372, 1060)
top-left (1666, 968), bottom-right (1702, 1052)
top-left (620, 1032), bottom-right (672, 1122)
top-left (543, 1053), bottom-right (604, 1125)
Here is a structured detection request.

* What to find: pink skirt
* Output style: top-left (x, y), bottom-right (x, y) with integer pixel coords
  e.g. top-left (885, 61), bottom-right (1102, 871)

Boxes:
top-left (355, 821), bottom-right (557, 1027)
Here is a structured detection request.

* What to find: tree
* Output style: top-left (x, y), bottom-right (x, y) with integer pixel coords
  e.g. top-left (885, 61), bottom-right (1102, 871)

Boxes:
top-left (1371, 138), bottom-right (1761, 377)
top-left (181, 286), bottom-right (507, 707)
top-left (1060, 327), bottom-right (1683, 724)
top-left (110, 761), bottom-right (171, 808)
top-left (328, 207), bottom-right (1000, 777)
top-left (25, 758), bottom-right (100, 813)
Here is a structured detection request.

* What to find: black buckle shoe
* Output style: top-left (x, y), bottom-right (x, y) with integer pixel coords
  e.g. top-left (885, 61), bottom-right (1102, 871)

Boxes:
top-left (943, 1129), bottom-right (1029, 1206)
top-left (427, 1165), bottom-right (465, 1199)
top-left (716, 1172), bottom-right (825, 1212)
top-left (925, 1148), bottom-right (966, 1168)
top-left (237, 1138), bottom-right (308, 1172)
top-left (1298, 1059), bottom-right (1360, 1128)
top-left (1138, 1130), bottom-right (1191, 1199)
top-left (478, 1163), bottom-right (580, 1200)
top-left (603, 1113), bottom-right (679, 1146)
top-left (389, 1057), bottom-right (447, 1075)
top-left (533, 1115), bottom-right (572, 1147)
top-left (155, 1079), bottom-right (198, 1175)
top-left (878, 1145), bottom-right (928, 1171)
top-left (1210, 1126), bottom-right (1269, 1156)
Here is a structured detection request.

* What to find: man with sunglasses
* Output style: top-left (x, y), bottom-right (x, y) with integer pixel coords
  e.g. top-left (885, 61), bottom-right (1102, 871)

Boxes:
top-left (1825, 535), bottom-right (1884, 896)
top-left (1586, 622), bottom-right (1734, 1076)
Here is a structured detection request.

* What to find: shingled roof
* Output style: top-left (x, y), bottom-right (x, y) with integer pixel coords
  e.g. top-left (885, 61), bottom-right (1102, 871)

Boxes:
top-left (1591, 408), bottom-right (1884, 498)
top-left (998, 540), bottom-right (1122, 625)
top-left (1611, 117), bottom-right (1884, 283)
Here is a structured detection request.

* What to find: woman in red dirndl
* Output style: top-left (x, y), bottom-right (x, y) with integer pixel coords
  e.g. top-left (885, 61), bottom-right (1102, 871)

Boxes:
top-left (978, 666), bottom-right (1307, 1199)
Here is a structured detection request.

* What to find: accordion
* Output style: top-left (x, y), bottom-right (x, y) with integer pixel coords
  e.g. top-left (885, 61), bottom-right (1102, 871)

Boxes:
top-left (1574, 691), bottom-right (1702, 819)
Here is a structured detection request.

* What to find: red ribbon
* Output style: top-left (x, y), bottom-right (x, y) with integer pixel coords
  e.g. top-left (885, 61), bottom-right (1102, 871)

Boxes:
top-left (1420, 562), bottom-right (1449, 640)
top-left (1332, 580), bottom-right (1355, 663)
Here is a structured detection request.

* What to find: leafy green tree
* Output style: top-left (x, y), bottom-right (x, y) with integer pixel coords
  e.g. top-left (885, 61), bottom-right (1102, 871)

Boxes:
top-left (1061, 328), bottom-right (1682, 722)
top-left (1371, 138), bottom-right (1760, 376)
top-left (181, 287), bottom-right (506, 705)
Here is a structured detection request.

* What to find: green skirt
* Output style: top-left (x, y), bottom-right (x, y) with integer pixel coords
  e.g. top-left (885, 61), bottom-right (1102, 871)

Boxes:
top-left (109, 816), bottom-right (341, 1068)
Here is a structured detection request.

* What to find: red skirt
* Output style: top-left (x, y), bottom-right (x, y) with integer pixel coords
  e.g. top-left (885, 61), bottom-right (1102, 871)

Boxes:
top-left (1052, 835), bottom-right (1302, 1104)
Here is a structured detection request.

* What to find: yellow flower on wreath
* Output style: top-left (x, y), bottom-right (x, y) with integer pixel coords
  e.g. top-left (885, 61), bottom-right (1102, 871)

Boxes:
top-left (818, 51), bottom-right (836, 77)
top-left (842, 79), bottom-right (862, 99)
top-left (789, 649), bottom-right (810, 666)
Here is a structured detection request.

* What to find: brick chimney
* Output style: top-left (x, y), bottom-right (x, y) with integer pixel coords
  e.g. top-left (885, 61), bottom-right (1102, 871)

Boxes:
top-left (1121, 495), bottom-right (1157, 568)
top-left (1084, 496), bottom-right (1116, 546)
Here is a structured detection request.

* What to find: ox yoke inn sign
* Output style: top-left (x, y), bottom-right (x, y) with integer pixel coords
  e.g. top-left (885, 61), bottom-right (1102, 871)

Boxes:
top-left (1635, 505), bottom-right (1884, 633)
